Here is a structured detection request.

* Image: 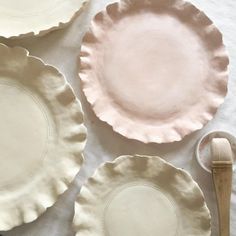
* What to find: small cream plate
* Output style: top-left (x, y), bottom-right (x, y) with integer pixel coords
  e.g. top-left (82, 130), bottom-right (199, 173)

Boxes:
top-left (73, 155), bottom-right (211, 236)
top-left (0, 43), bottom-right (87, 230)
top-left (0, 0), bottom-right (88, 38)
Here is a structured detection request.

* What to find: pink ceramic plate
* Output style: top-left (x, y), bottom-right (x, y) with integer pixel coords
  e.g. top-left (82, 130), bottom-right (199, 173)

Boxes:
top-left (79, 0), bottom-right (229, 143)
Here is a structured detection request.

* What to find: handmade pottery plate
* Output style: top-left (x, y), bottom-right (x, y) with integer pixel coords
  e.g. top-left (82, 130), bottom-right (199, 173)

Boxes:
top-left (73, 155), bottom-right (211, 236)
top-left (196, 130), bottom-right (236, 173)
top-left (79, 0), bottom-right (229, 143)
top-left (0, 43), bottom-right (87, 230)
top-left (0, 0), bottom-right (88, 38)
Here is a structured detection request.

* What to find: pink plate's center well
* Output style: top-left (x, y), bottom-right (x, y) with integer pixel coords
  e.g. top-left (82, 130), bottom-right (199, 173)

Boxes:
top-left (101, 13), bottom-right (209, 123)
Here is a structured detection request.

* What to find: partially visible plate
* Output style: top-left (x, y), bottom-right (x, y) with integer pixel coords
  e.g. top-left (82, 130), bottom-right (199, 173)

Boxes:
top-left (0, 0), bottom-right (88, 38)
top-left (73, 155), bottom-right (211, 236)
top-left (79, 0), bottom-right (229, 143)
top-left (0, 43), bottom-right (87, 230)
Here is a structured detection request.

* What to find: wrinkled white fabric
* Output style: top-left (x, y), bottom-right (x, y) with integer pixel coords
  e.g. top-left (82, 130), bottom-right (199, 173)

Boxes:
top-left (0, 0), bottom-right (235, 235)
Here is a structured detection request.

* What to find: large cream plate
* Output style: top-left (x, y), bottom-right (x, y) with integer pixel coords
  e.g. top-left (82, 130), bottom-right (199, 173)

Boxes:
top-left (0, 0), bottom-right (88, 38)
top-left (0, 43), bottom-right (87, 230)
top-left (73, 155), bottom-right (211, 236)
top-left (79, 0), bottom-right (229, 143)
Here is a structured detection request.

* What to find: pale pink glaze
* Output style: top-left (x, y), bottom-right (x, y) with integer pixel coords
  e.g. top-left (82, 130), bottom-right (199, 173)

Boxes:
top-left (79, 0), bottom-right (229, 143)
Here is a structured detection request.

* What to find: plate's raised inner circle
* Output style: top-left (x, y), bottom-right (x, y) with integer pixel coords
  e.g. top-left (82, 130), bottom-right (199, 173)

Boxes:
top-left (104, 185), bottom-right (178, 236)
top-left (102, 13), bottom-right (208, 123)
top-left (0, 82), bottom-right (50, 188)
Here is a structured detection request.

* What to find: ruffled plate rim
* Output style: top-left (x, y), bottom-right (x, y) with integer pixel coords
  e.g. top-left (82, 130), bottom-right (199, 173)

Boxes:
top-left (0, 0), bottom-right (89, 39)
top-left (73, 154), bottom-right (211, 236)
top-left (0, 43), bottom-right (87, 230)
top-left (79, 0), bottom-right (229, 143)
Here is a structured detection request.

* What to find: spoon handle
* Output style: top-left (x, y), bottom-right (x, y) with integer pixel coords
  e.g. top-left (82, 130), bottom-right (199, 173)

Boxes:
top-left (212, 162), bottom-right (232, 236)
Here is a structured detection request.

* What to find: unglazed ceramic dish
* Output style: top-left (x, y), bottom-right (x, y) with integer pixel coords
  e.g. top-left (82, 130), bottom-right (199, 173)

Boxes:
top-left (0, 43), bottom-right (87, 230)
top-left (0, 0), bottom-right (88, 38)
top-left (196, 130), bottom-right (236, 173)
top-left (79, 0), bottom-right (229, 143)
top-left (73, 155), bottom-right (211, 236)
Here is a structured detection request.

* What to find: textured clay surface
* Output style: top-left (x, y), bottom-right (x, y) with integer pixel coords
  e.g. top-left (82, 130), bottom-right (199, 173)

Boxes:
top-left (80, 0), bottom-right (229, 143)
top-left (74, 155), bottom-right (211, 236)
top-left (0, 43), bottom-right (87, 231)
top-left (0, 0), bottom-right (88, 38)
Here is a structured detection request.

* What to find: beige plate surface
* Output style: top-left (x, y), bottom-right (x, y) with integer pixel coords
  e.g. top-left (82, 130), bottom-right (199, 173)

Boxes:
top-left (79, 0), bottom-right (229, 143)
top-left (73, 155), bottom-right (211, 236)
top-left (0, 43), bottom-right (87, 230)
top-left (0, 0), bottom-right (88, 38)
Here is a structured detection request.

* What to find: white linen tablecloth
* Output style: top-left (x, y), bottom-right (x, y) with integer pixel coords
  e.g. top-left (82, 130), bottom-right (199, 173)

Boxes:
top-left (0, 0), bottom-right (235, 235)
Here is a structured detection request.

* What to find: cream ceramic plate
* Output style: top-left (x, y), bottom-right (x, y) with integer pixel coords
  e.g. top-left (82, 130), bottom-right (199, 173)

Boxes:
top-left (79, 0), bottom-right (229, 143)
top-left (0, 43), bottom-right (87, 230)
top-left (0, 0), bottom-right (88, 38)
top-left (73, 155), bottom-right (211, 236)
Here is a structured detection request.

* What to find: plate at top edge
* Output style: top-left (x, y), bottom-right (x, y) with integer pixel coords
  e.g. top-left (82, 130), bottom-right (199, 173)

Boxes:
top-left (0, 43), bottom-right (87, 230)
top-left (73, 155), bottom-right (211, 236)
top-left (79, 0), bottom-right (229, 143)
top-left (0, 0), bottom-right (88, 38)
